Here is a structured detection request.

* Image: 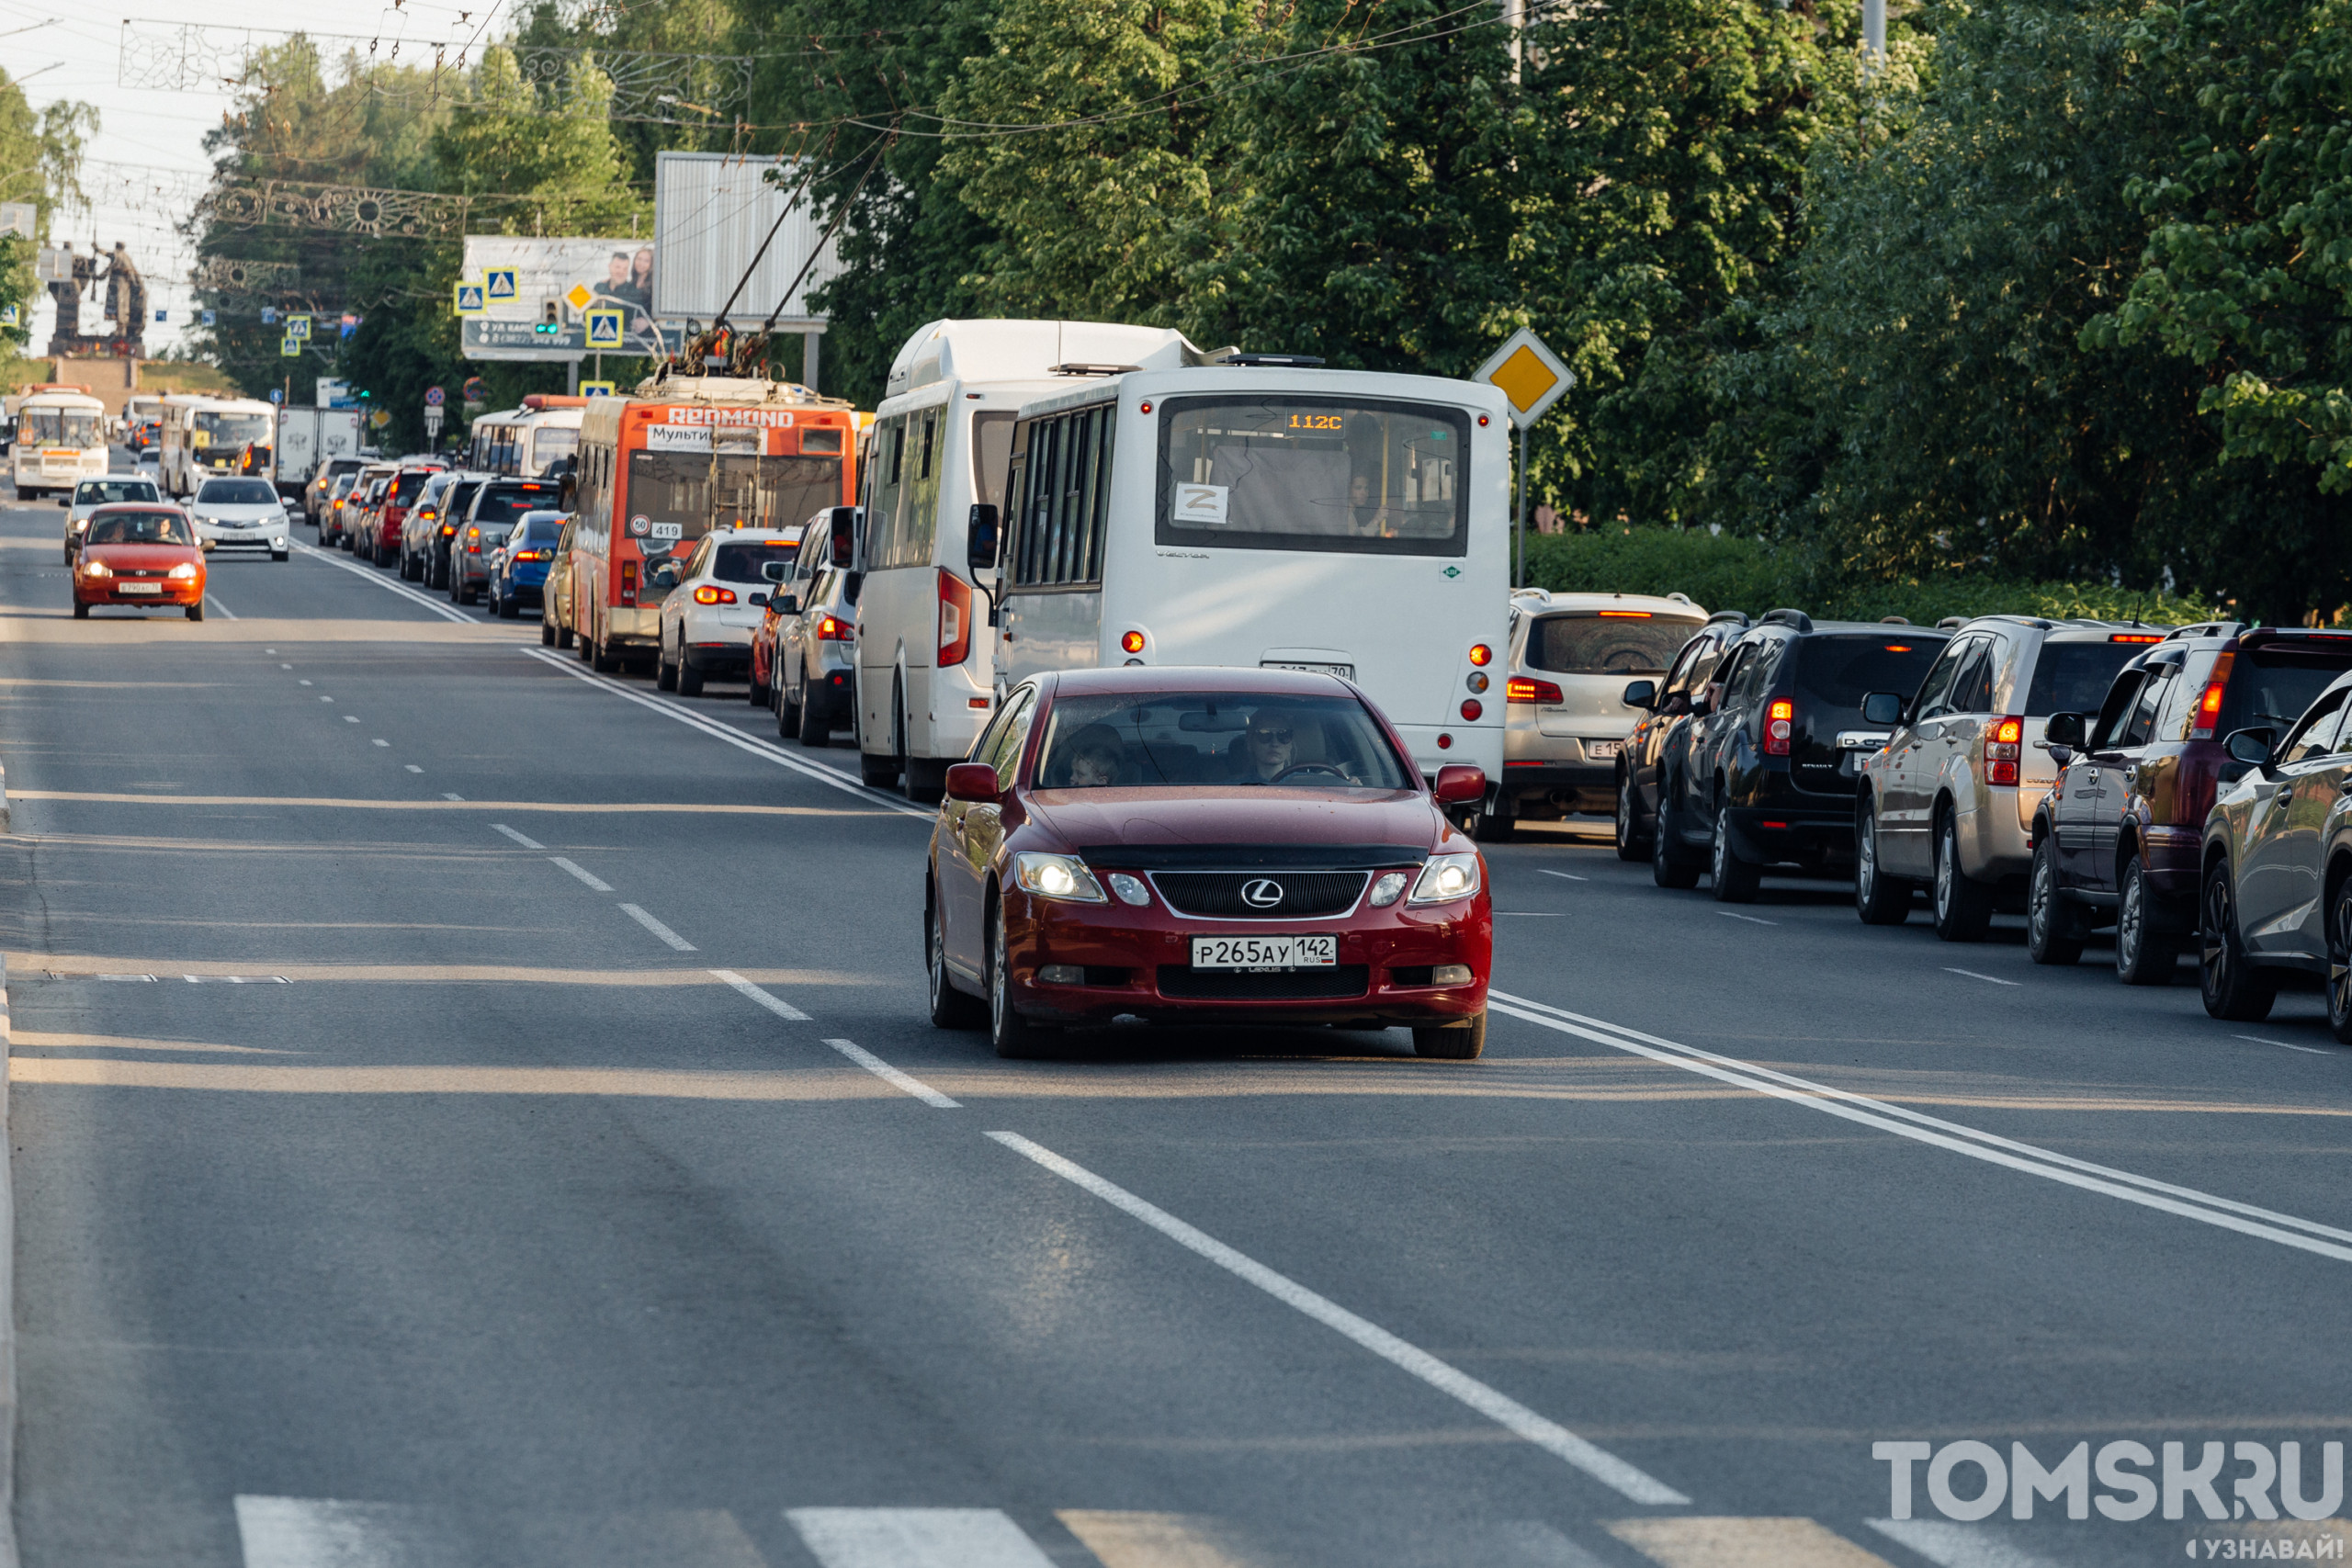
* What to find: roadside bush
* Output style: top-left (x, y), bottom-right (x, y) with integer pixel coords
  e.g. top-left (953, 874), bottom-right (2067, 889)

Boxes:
top-left (1521, 526), bottom-right (2223, 627)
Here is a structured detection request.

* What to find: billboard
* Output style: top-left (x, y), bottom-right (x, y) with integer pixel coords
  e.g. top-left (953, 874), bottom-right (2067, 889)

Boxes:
top-left (457, 236), bottom-right (674, 362)
top-left (650, 152), bottom-right (841, 324)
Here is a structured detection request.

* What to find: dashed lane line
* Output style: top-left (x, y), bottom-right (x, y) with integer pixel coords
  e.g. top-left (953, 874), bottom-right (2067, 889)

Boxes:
top-left (1539, 869), bottom-right (1589, 882)
top-left (488, 823), bottom-right (544, 850)
top-left (548, 856), bottom-right (612, 892)
top-left (1490, 988), bottom-right (2352, 1265)
top-left (985, 1129), bottom-right (1690, 1506)
top-left (709, 968), bottom-right (811, 1021)
top-left (291, 541), bottom-right (473, 624)
top-left (2236, 1033), bottom-right (2335, 1056)
top-left (204, 593), bottom-right (238, 620)
top-left (823, 1038), bottom-right (960, 1109)
top-left (620, 902), bottom-right (696, 951)
top-left (1715, 911), bottom-right (1776, 926)
top-left (1941, 966), bottom-right (2018, 986)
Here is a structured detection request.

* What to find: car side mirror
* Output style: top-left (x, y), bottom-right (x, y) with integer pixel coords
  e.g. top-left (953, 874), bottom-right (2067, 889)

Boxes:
top-left (54, 497), bottom-right (67, 507)
top-left (2042, 711), bottom-right (2086, 749)
top-left (1860, 691), bottom-right (1905, 727)
top-left (829, 505), bottom-right (859, 571)
top-left (2225, 728), bottom-right (2278, 769)
top-left (967, 502), bottom-right (1000, 572)
top-left (1622, 679), bottom-right (1657, 709)
top-left (762, 559), bottom-right (791, 583)
top-left (776, 592), bottom-right (800, 615)
top-left (1689, 688), bottom-right (1715, 718)
top-left (748, 592), bottom-right (768, 608)
top-left (944, 761), bottom-right (1001, 803)
top-left (1432, 763), bottom-right (1487, 805)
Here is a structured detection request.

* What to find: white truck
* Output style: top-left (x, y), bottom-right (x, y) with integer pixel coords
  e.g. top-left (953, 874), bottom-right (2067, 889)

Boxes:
top-left (273, 405), bottom-right (364, 498)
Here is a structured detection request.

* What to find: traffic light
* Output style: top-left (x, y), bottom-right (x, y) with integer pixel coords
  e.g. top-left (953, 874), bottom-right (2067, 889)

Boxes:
top-left (535, 299), bottom-right (561, 337)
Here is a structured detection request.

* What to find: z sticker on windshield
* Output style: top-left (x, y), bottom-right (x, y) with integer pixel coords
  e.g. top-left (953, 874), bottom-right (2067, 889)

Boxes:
top-left (1171, 482), bottom-right (1228, 526)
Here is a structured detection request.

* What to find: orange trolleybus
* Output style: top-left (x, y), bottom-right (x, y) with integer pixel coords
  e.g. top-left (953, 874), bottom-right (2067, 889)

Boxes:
top-left (565, 377), bottom-right (859, 673)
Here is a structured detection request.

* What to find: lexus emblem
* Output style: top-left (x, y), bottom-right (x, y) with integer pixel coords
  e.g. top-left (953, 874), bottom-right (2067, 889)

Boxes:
top-left (1240, 878), bottom-right (1284, 908)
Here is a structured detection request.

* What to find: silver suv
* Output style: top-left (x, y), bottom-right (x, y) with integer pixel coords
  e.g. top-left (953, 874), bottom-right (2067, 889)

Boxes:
top-left (1853, 617), bottom-right (2165, 939)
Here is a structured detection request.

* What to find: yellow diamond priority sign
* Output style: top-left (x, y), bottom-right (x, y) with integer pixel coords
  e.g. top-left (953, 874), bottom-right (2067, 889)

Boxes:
top-left (565, 282), bottom-right (594, 312)
top-left (1475, 327), bottom-right (1573, 426)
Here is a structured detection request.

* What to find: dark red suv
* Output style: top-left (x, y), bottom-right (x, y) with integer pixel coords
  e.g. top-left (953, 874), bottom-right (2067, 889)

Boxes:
top-left (2028, 623), bottom-right (2352, 982)
top-left (370, 464), bottom-right (443, 569)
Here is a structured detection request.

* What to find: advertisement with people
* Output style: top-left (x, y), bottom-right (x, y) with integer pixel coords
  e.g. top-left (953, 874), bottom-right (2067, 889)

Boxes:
top-left (457, 236), bottom-right (675, 362)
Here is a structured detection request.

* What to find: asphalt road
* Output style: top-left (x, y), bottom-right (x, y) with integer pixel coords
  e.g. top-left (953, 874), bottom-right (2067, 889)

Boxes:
top-left (3, 486), bottom-right (2346, 1568)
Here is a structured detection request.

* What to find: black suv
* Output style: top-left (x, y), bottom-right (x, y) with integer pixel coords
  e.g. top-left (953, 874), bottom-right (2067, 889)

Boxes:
top-left (1647, 610), bottom-right (1950, 900)
top-left (1614, 610), bottom-right (1749, 860)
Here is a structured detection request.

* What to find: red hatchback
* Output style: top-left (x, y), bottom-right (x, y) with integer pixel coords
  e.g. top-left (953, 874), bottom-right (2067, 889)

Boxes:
top-left (925, 668), bottom-right (1495, 1059)
top-left (72, 504), bottom-right (206, 619)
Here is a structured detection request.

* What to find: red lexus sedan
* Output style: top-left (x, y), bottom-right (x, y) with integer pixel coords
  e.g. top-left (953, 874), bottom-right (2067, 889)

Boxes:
top-left (925, 667), bottom-right (1494, 1059)
top-left (72, 504), bottom-right (207, 620)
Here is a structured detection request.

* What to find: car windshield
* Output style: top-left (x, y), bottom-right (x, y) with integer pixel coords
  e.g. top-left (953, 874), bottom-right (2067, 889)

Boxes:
top-left (85, 512), bottom-right (195, 547)
top-left (196, 479), bottom-right (278, 505)
top-left (2218, 645), bottom-right (2352, 736)
top-left (1527, 612), bottom-right (1704, 676)
top-left (1035, 691), bottom-right (1416, 790)
top-left (713, 540), bottom-right (798, 583)
top-left (474, 486), bottom-right (558, 525)
top-left (1155, 396), bottom-right (1468, 557)
top-left (2023, 640), bottom-right (2147, 717)
top-left (75, 479), bottom-right (159, 505)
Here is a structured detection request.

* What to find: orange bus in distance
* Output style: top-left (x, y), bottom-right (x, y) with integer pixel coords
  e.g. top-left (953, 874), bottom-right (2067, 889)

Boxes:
top-left (563, 377), bottom-right (859, 673)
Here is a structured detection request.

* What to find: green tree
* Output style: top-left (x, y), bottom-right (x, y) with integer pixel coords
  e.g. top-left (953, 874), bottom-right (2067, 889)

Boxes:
top-left (0, 66), bottom-right (98, 350)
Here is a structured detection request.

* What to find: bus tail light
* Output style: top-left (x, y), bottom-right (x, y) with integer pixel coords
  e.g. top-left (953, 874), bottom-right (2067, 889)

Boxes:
top-left (1984, 715), bottom-right (2023, 785)
top-left (939, 569), bottom-right (973, 666)
top-left (1764, 697), bottom-right (1794, 756)
top-left (1120, 629), bottom-right (1146, 655)
top-left (817, 615), bottom-right (854, 641)
top-left (693, 584), bottom-right (737, 605)
top-left (619, 558), bottom-right (639, 606)
top-left (2190, 652), bottom-right (2234, 739)
top-left (1461, 698), bottom-right (1484, 722)
top-left (1468, 643), bottom-right (1493, 667)
top-left (1507, 676), bottom-right (1563, 705)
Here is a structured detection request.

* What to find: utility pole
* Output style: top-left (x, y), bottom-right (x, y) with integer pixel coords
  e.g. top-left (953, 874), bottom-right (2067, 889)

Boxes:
top-left (1864, 0), bottom-right (1885, 58)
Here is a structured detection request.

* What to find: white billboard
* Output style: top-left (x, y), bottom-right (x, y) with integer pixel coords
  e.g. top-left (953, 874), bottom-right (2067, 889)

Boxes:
top-left (650, 152), bottom-right (840, 325)
top-left (457, 236), bottom-right (673, 362)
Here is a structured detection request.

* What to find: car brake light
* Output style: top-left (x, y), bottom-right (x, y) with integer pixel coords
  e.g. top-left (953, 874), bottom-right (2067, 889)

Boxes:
top-left (1764, 697), bottom-right (1794, 756)
top-left (619, 558), bottom-right (639, 606)
top-left (2109, 633), bottom-right (2164, 644)
top-left (441, 525), bottom-right (457, 536)
top-left (817, 615), bottom-right (853, 640)
top-left (1984, 714), bottom-right (2022, 785)
top-left (2190, 651), bottom-right (2234, 740)
top-left (1460, 698), bottom-right (1484, 721)
top-left (1468, 643), bottom-right (1492, 666)
top-left (693, 584), bottom-right (736, 604)
top-left (938, 568), bottom-right (973, 667)
top-left (1507, 676), bottom-right (1564, 705)
top-left (1597, 610), bottom-right (1652, 617)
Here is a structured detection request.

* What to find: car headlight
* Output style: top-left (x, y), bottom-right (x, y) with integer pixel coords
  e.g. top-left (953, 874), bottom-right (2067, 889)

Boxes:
top-left (1106, 873), bottom-right (1151, 908)
top-left (1368, 871), bottom-right (1410, 908)
top-left (166, 562), bottom-right (198, 580)
top-left (80, 559), bottom-right (111, 579)
top-left (1012, 851), bottom-right (1107, 903)
top-left (1408, 852), bottom-right (1482, 905)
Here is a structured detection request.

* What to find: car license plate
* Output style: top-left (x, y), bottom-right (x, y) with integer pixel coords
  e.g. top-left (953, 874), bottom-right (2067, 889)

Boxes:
top-left (1192, 934), bottom-right (1337, 970)
top-left (1583, 739), bottom-right (1621, 761)
top-left (118, 582), bottom-right (161, 594)
top-left (1261, 660), bottom-right (1355, 680)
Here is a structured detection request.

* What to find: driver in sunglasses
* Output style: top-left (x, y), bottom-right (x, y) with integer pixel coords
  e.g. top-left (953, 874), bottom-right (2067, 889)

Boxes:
top-left (1229, 705), bottom-right (1366, 786)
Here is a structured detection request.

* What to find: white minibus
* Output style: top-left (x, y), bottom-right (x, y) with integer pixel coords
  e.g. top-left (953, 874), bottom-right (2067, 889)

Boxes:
top-left (854, 319), bottom-right (1201, 798)
top-left (160, 395), bottom-right (277, 497)
top-left (464, 396), bottom-right (586, 479)
top-left (975, 359), bottom-right (1510, 801)
top-left (11, 385), bottom-right (108, 499)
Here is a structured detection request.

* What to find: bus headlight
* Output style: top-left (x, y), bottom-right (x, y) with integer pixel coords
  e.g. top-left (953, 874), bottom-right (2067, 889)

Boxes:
top-left (1013, 852), bottom-right (1107, 903)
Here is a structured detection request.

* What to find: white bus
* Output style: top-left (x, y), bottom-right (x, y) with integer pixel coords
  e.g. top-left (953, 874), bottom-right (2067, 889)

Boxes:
top-left (10, 385), bottom-right (108, 499)
top-left (463, 396), bottom-right (586, 479)
top-left (854, 319), bottom-right (1199, 797)
top-left (160, 395), bottom-right (277, 497)
top-left (977, 360), bottom-right (1511, 803)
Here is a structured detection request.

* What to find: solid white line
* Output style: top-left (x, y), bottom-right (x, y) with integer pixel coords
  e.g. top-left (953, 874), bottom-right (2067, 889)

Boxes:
top-left (1539, 869), bottom-right (1589, 882)
top-left (823, 1038), bottom-right (960, 1108)
top-left (204, 593), bottom-right (238, 619)
top-left (708, 967), bottom-right (812, 1021)
top-left (2236, 1033), bottom-right (2335, 1055)
top-left (1941, 967), bottom-right (2018, 986)
top-left (516, 646), bottom-right (934, 819)
top-left (619, 902), bottom-right (695, 951)
top-left (1869, 1518), bottom-right (2064, 1567)
top-left (1490, 989), bottom-right (2352, 1261)
top-left (788, 1508), bottom-right (1056, 1568)
top-left (1716, 911), bottom-right (1777, 926)
top-left (488, 823), bottom-right (544, 850)
top-left (548, 856), bottom-right (612, 891)
top-left (293, 540), bottom-right (474, 623)
top-left (983, 1129), bottom-right (1690, 1505)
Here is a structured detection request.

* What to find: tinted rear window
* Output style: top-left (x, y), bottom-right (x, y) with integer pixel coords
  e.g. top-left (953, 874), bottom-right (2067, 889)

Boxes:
top-left (714, 541), bottom-right (800, 583)
top-left (391, 472), bottom-right (432, 502)
top-left (1527, 613), bottom-right (1703, 676)
top-left (2024, 640), bottom-right (2144, 716)
top-left (474, 486), bottom-right (555, 525)
top-left (1792, 635), bottom-right (1946, 711)
top-left (2219, 644), bottom-right (2352, 736)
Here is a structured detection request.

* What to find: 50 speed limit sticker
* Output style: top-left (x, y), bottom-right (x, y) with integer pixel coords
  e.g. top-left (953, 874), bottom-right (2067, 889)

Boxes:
top-left (628, 515), bottom-right (651, 537)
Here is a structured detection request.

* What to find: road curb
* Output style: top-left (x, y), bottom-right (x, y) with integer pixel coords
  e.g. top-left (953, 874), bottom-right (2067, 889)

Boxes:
top-left (0, 951), bottom-right (19, 1568)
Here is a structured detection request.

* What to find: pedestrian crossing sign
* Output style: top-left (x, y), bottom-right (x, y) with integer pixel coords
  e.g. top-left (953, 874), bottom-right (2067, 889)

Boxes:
top-left (453, 282), bottom-right (486, 317)
top-left (583, 308), bottom-right (625, 349)
top-left (484, 268), bottom-right (517, 302)
top-left (279, 335), bottom-right (300, 358)
top-left (0, 305), bottom-right (15, 327)
top-left (580, 380), bottom-right (616, 398)
top-left (287, 313), bottom-right (312, 342)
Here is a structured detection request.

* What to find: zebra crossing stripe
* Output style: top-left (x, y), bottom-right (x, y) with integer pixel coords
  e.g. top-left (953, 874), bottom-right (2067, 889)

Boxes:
top-left (787, 1507), bottom-right (1057, 1568)
top-left (1607, 1517), bottom-right (1897, 1568)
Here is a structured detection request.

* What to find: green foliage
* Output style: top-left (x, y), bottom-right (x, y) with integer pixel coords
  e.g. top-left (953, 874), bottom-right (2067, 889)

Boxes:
top-left (0, 67), bottom-right (98, 350)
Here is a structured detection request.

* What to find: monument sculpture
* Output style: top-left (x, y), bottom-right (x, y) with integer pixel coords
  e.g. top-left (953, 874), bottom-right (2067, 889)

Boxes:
top-left (45, 242), bottom-right (147, 359)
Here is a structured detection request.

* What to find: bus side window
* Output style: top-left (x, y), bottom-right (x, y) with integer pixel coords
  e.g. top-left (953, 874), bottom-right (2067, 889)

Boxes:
top-left (1022, 417), bottom-right (1059, 587)
top-left (1080, 404), bottom-right (1113, 581)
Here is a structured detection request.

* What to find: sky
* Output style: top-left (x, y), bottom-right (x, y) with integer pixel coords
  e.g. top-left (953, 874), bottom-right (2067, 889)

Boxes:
top-left (9, 0), bottom-right (510, 355)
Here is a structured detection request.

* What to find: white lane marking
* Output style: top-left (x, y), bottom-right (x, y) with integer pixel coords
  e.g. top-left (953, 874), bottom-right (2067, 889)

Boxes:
top-left (1869, 1518), bottom-right (2064, 1567)
top-left (787, 1508), bottom-right (1056, 1568)
top-left (709, 968), bottom-right (811, 1021)
top-left (371, 739), bottom-right (389, 747)
top-left (441, 793), bottom-right (464, 801)
top-left (549, 856), bottom-right (612, 892)
top-left (984, 1129), bottom-right (1689, 1505)
top-left (97, 975), bottom-right (157, 982)
top-left (279, 663), bottom-right (292, 670)
top-left (2236, 1033), bottom-right (2335, 1055)
top-left (1941, 967), bottom-right (2018, 986)
top-left (404, 764), bottom-right (423, 773)
top-left (1539, 869), bottom-right (1589, 882)
top-left (517, 646), bottom-right (933, 819)
top-left (1490, 989), bottom-right (2352, 1262)
top-left (1716, 911), bottom-right (1777, 926)
top-left (205, 594), bottom-right (239, 619)
top-left (823, 1038), bottom-right (960, 1108)
top-left (344, 716), bottom-right (360, 724)
top-left (266, 648), bottom-right (277, 654)
top-left (488, 823), bottom-right (544, 850)
top-left (318, 695), bottom-right (332, 703)
top-left (620, 902), bottom-right (696, 951)
top-left (237, 1495), bottom-right (768, 1567)
top-left (298, 679), bottom-right (311, 685)
top-left (293, 540), bottom-right (473, 624)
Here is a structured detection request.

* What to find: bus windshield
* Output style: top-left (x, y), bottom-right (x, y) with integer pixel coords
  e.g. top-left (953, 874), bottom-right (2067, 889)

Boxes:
top-left (629, 452), bottom-right (842, 540)
top-left (22, 409), bottom-right (102, 446)
top-left (532, 428), bottom-right (579, 468)
top-left (1157, 396), bottom-right (1468, 557)
top-left (195, 412), bottom-right (271, 448)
